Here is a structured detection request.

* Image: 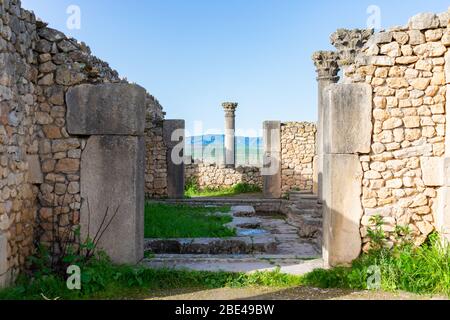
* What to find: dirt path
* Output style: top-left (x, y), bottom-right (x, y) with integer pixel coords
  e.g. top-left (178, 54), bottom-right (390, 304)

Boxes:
top-left (142, 286), bottom-right (447, 300)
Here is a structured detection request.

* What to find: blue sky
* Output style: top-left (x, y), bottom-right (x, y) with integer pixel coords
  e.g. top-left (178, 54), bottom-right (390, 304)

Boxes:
top-left (23, 0), bottom-right (449, 136)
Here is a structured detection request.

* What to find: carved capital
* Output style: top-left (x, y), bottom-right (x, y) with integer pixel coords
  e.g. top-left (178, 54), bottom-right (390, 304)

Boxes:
top-left (312, 51), bottom-right (339, 81)
top-left (222, 102), bottom-right (238, 117)
top-left (330, 28), bottom-right (374, 66)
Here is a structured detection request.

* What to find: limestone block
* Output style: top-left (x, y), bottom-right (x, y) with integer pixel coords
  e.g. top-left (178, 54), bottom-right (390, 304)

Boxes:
top-left (420, 157), bottom-right (444, 186)
top-left (163, 120), bottom-right (185, 199)
top-left (322, 154), bottom-right (363, 267)
top-left (26, 155), bottom-right (43, 184)
top-left (262, 121), bottom-right (281, 199)
top-left (324, 84), bottom-right (373, 154)
top-left (447, 86), bottom-right (450, 156)
top-left (0, 233), bottom-right (9, 289)
top-left (408, 12), bottom-right (440, 30)
top-left (66, 83), bottom-right (146, 136)
top-left (445, 53), bottom-right (450, 84)
top-left (434, 187), bottom-right (450, 239)
top-left (80, 136), bottom-right (144, 264)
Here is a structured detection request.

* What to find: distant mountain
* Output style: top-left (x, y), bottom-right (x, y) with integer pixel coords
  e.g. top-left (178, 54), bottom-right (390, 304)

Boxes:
top-left (186, 135), bottom-right (262, 147)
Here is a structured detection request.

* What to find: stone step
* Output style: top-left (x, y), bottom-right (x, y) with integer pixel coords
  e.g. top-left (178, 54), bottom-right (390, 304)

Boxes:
top-left (288, 192), bottom-right (318, 202)
top-left (145, 236), bottom-right (278, 255)
top-left (289, 214), bottom-right (322, 239)
top-left (142, 254), bottom-right (324, 275)
top-left (231, 205), bottom-right (256, 217)
top-left (225, 216), bottom-right (263, 230)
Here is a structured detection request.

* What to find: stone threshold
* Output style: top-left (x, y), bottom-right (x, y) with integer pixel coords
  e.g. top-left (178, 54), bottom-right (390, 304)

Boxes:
top-left (157, 198), bottom-right (283, 213)
top-left (144, 236), bottom-right (278, 255)
top-left (142, 255), bottom-right (324, 275)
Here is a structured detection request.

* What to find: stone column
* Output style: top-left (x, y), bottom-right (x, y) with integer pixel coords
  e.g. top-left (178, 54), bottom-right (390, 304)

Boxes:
top-left (322, 83), bottom-right (372, 268)
top-left (312, 51), bottom-right (339, 198)
top-left (262, 121), bottom-right (281, 199)
top-left (67, 83), bottom-right (146, 265)
top-left (0, 233), bottom-right (9, 288)
top-left (222, 102), bottom-right (238, 167)
top-left (163, 120), bottom-right (185, 199)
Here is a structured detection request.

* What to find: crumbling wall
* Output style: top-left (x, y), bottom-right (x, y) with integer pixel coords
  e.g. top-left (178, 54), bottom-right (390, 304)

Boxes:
top-left (280, 122), bottom-right (316, 194)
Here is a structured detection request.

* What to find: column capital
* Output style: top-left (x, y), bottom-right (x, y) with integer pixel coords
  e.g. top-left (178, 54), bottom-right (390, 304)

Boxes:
top-left (312, 51), bottom-right (340, 81)
top-left (222, 102), bottom-right (238, 116)
top-left (330, 28), bottom-right (373, 67)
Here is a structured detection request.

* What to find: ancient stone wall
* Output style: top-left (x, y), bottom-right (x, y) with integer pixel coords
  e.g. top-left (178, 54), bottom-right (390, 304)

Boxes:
top-left (185, 163), bottom-right (262, 190)
top-left (144, 96), bottom-right (167, 198)
top-left (0, 0), bottom-right (165, 285)
top-left (280, 122), bottom-right (316, 195)
top-left (329, 10), bottom-right (450, 252)
top-left (0, 0), bottom-right (39, 285)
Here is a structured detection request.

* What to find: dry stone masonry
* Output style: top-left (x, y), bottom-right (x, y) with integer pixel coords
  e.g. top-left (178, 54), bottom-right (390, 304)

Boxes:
top-left (185, 163), bottom-right (262, 190)
top-left (2, 0), bottom-right (450, 287)
top-left (315, 8), bottom-right (450, 267)
top-left (0, 0), bottom-right (164, 287)
top-left (280, 122), bottom-right (316, 195)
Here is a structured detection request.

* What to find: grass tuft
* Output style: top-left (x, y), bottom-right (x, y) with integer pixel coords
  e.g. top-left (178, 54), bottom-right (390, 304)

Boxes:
top-left (185, 181), bottom-right (262, 198)
top-left (144, 203), bottom-right (236, 238)
top-left (302, 233), bottom-right (450, 296)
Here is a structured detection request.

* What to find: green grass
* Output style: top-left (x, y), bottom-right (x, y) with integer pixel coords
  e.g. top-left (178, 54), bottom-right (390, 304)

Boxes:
top-left (1, 234), bottom-right (449, 300)
top-left (185, 181), bottom-right (262, 198)
top-left (144, 203), bottom-right (236, 238)
top-left (302, 234), bottom-right (450, 296)
top-left (0, 257), bottom-right (302, 300)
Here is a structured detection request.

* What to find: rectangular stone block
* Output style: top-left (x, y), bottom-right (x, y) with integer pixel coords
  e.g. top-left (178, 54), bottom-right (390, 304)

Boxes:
top-left (0, 233), bottom-right (9, 289)
top-left (420, 157), bottom-right (444, 187)
top-left (262, 121), bottom-right (281, 199)
top-left (66, 83), bottom-right (146, 136)
top-left (324, 84), bottom-right (373, 154)
top-left (163, 120), bottom-right (185, 199)
top-left (26, 155), bottom-right (43, 184)
top-left (312, 155), bottom-right (319, 195)
top-left (322, 154), bottom-right (363, 267)
top-left (446, 85), bottom-right (450, 156)
top-left (80, 136), bottom-right (144, 264)
top-left (434, 187), bottom-right (450, 240)
top-left (445, 51), bottom-right (450, 85)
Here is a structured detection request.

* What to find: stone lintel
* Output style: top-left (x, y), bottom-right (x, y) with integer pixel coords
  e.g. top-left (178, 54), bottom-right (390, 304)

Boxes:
top-left (66, 83), bottom-right (146, 136)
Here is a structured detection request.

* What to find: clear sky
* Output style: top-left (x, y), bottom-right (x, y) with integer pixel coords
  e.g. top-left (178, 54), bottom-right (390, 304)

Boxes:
top-left (23, 0), bottom-right (449, 137)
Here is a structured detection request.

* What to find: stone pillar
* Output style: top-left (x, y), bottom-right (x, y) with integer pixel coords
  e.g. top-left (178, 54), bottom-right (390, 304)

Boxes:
top-left (163, 120), bottom-right (185, 199)
top-left (0, 233), bottom-right (9, 288)
top-left (312, 51), bottom-right (339, 198)
top-left (67, 83), bottom-right (146, 264)
top-left (222, 102), bottom-right (238, 167)
top-left (262, 121), bottom-right (281, 199)
top-left (322, 83), bottom-right (372, 268)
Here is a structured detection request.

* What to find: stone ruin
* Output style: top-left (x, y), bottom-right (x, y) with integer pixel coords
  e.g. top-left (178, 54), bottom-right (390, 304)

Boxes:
top-left (1, 0), bottom-right (450, 287)
top-left (0, 0), bottom-right (168, 286)
top-left (313, 10), bottom-right (450, 267)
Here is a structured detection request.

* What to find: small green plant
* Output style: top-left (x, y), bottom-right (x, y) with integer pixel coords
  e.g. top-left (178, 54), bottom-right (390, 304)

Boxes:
top-left (367, 215), bottom-right (386, 251)
top-left (302, 233), bottom-right (450, 296)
